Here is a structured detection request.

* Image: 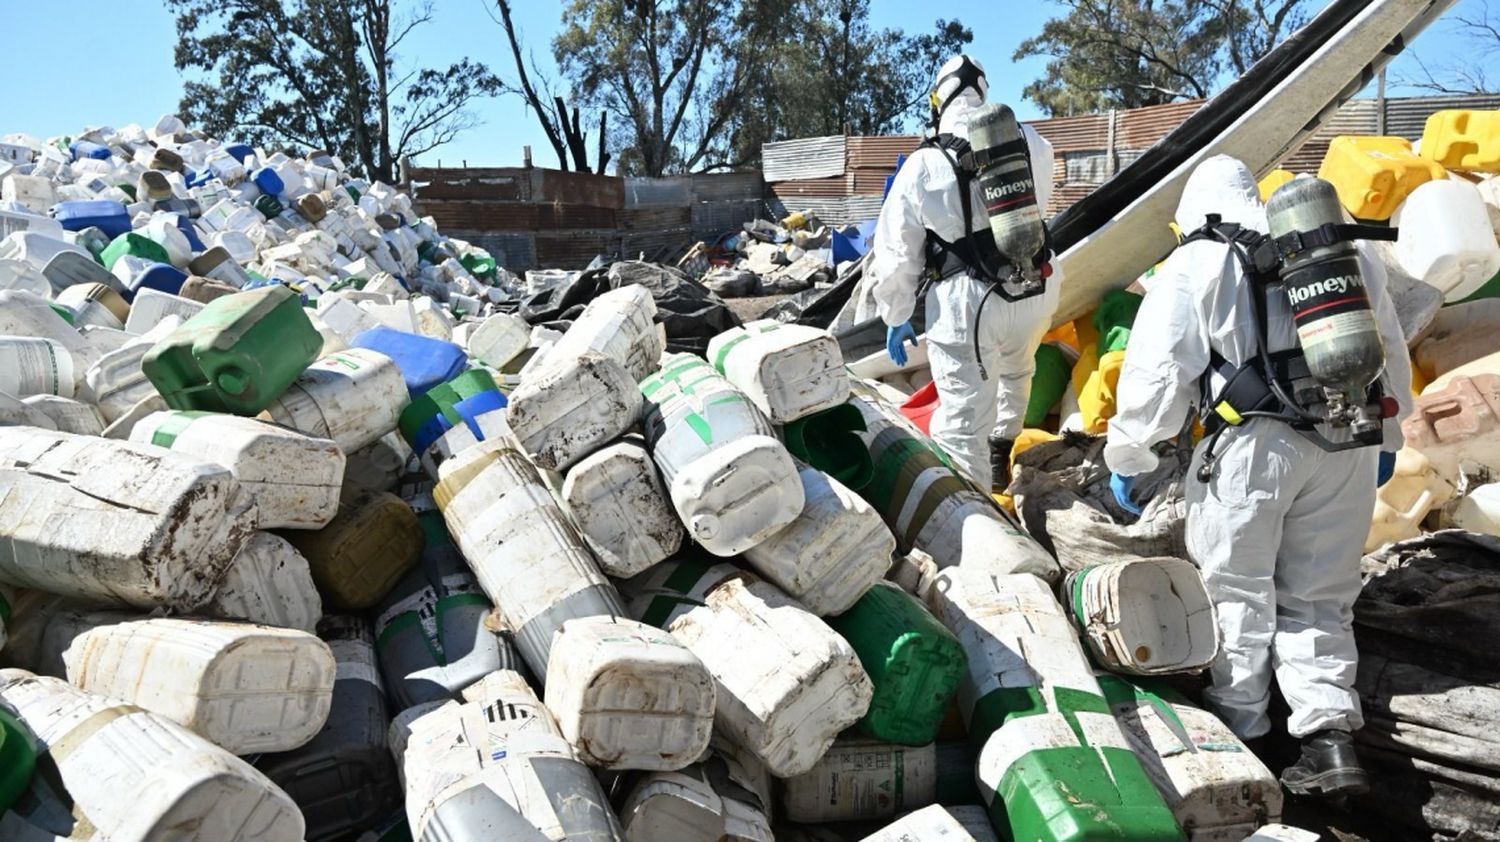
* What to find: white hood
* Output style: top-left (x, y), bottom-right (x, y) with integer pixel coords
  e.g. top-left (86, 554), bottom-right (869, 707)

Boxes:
top-left (1174, 155), bottom-right (1268, 235)
top-left (938, 91), bottom-right (984, 138)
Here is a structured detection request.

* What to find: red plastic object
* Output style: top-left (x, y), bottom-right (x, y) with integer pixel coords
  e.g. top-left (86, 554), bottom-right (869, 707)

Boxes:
top-left (900, 381), bottom-right (940, 435)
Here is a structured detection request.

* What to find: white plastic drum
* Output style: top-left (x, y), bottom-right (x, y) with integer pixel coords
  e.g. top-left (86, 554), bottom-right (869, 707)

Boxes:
top-left (560, 436), bottom-right (683, 578)
top-left (260, 348), bottom-right (407, 453)
top-left (547, 283), bottom-right (664, 382)
top-left (0, 336), bottom-right (74, 398)
top-left (506, 351), bottom-right (642, 471)
top-left (707, 320), bottom-right (849, 423)
top-left (205, 531), bottom-right (324, 633)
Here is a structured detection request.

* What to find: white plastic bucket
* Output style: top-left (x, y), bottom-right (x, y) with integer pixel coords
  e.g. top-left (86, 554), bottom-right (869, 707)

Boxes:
top-left (0, 337), bottom-right (74, 398)
top-left (1064, 558), bottom-right (1220, 675)
top-left (463, 312), bottom-right (530, 369)
top-left (1394, 179), bottom-right (1500, 302)
top-left (707, 320), bottom-right (849, 423)
top-left (434, 447), bottom-right (625, 679)
top-left (0, 428), bottom-right (255, 609)
top-left (780, 738), bottom-right (939, 822)
top-left (641, 354), bottom-right (804, 556)
top-left (205, 531), bottom-right (324, 633)
top-left (0, 669), bottom-right (304, 841)
top-left (560, 436), bottom-right (683, 578)
top-left (544, 615), bottom-right (715, 770)
top-left (742, 463), bottom-right (895, 616)
top-left (261, 348), bottom-right (407, 453)
top-left (59, 614), bottom-right (336, 754)
top-left (506, 351), bottom-right (642, 471)
top-left (130, 411), bottom-right (345, 530)
top-left (1367, 447), bottom-right (1457, 551)
top-left (19, 395), bottom-right (101, 435)
top-left (548, 283), bottom-right (664, 382)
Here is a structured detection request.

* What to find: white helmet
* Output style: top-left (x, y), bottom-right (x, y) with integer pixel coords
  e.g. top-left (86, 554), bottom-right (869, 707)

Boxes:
top-left (931, 55), bottom-right (988, 122)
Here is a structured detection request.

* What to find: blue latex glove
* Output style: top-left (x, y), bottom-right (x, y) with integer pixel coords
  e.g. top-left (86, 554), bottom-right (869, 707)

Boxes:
top-left (1110, 472), bottom-right (1143, 515)
top-left (886, 321), bottom-right (918, 366)
top-left (1377, 451), bottom-right (1397, 488)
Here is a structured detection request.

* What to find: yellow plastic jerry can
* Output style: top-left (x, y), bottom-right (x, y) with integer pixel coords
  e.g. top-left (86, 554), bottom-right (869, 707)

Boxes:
top-left (1258, 169), bottom-right (1296, 202)
top-left (1421, 110), bottom-right (1500, 173)
top-left (1318, 136), bottom-right (1446, 220)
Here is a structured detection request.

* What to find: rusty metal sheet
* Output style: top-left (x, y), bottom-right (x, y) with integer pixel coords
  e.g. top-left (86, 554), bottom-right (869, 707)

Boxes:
top-left (416, 201), bottom-right (539, 231)
top-left (536, 169), bottom-right (626, 209)
top-left (411, 172), bottom-right (530, 201)
top-left (536, 232), bottom-right (619, 268)
top-left (1115, 100), bottom-right (1205, 149)
top-left (534, 204), bottom-right (618, 231)
top-left (1029, 114), bottom-right (1110, 153)
top-left (845, 136), bottom-right (921, 170)
top-left (622, 207), bottom-right (692, 231)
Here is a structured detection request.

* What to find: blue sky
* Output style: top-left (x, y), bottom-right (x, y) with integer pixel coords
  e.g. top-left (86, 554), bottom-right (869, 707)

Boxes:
top-left (0, 0), bottom-right (1488, 172)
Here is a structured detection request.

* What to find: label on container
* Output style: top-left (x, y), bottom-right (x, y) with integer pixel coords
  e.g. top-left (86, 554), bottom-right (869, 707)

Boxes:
top-left (0, 337), bottom-right (72, 399)
top-left (785, 743), bottom-right (936, 822)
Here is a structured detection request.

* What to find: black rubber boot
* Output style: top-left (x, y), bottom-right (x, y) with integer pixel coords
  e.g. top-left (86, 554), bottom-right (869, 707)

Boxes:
top-left (988, 435), bottom-right (1014, 494)
top-left (1280, 729), bottom-right (1370, 797)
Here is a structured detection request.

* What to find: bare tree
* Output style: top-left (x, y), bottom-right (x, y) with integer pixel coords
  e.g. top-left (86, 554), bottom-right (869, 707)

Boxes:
top-left (489, 0), bottom-right (607, 173)
top-left (1398, 0), bottom-right (1499, 95)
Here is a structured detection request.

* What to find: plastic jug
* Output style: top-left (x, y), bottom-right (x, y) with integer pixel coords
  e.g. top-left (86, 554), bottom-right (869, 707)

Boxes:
top-left (205, 531), bottom-right (323, 632)
top-left (1, 175), bottom-right (56, 214)
top-left (507, 351), bottom-right (642, 471)
top-left (1395, 179), bottom-right (1500, 302)
top-left (560, 436), bottom-right (684, 578)
top-left (283, 490), bottom-right (422, 611)
top-left (1441, 481), bottom-right (1500, 535)
top-left (82, 318), bottom-right (178, 424)
top-left (827, 581), bottom-right (968, 746)
top-left (50, 199), bottom-right (131, 239)
top-left (350, 325), bottom-right (466, 398)
top-left (461, 312), bottom-right (529, 369)
top-left (129, 410), bottom-right (345, 530)
top-left (1413, 299), bottom-right (1500, 381)
top-left (544, 615), bottom-right (716, 770)
top-left (0, 337), bottom-right (74, 398)
top-left (0, 290), bottom-right (97, 392)
top-left (0, 669), bottom-right (304, 841)
top-left (741, 463), bottom-right (895, 616)
top-left (1064, 558), bottom-right (1220, 675)
top-left (260, 347), bottom-right (408, 453)
top-left (100, 230), bottom-right (170, 271)
top-left (1420, 109), bottom-right (1500, 172)
top-left (1401, 374), bottom-right (1500, 483)
top-left (640, 354), bottom-right (804, 556)
top-left (55, 282), bottom-right (128, 330)
top-left (0, 427), bottom-right (255, 610)
top-left (20, 394), bottom-right (103, 435)
top-left (1318, 135), bottom-right (1445, 220)
top-left (543, 283), bottom-right (665, 383)
top-left (618, 745), bottom-right (774, 841)
top-left (142, 283), bottom-right (323, 414)
top-left (780, 739), bottom-right (971, 823)
top-left (397, 368), bottom-right (507, 457)
top-left (708, 320), bottom-right (849, 423)
top-left (1257, 169), bottom-right (1296, 202)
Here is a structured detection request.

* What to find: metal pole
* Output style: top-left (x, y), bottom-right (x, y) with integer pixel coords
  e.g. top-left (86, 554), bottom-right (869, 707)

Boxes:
top-left (1377, 69), bottom-right (1387, 135)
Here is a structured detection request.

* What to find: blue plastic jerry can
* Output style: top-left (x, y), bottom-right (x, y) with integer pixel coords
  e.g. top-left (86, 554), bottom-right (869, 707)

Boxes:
top-left (51, 200), bottom-right (131, 239)
top-left (350, 326), bottom-right (467, 398)
top-left (69, 140), bottom-right (111, 162)
top-left (224, 143), bottom-right (255, 163)
top-left (131, 263), bottom-right (189, 297)
top-left (251, 167), bottom-right (285, 197)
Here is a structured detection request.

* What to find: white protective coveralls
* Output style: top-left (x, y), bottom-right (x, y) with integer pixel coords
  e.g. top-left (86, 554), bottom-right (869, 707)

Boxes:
top-left (868, 82), bottom-right (1060, 488)
top-left (1104, 156), bottom-right (1413, 740)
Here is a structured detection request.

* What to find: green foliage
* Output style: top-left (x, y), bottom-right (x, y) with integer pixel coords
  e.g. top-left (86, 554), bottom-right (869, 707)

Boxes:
top-left (169, 0), bottom-right (501, 181)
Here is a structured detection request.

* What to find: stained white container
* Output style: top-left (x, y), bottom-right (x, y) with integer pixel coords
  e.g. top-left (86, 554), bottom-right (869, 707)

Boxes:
top-left (548, 283), bottom-right (664, 382)
top-left (81, 318), bottom-right (178, 424)
top-left (560, 436), bottom-right (683, 577)
top-left (434, 447), bottom-right (625, 679)
top-left (205, 531), bottom-right (324, 632)
top-left (544, 615), bottom-right (716, 770)
top-left (1441, 481), bottom-right (1500, 536)
top-left (55, 281), bottom-right (128, 330)
top-left (618, 746), bottom-right (774, 842)
top-left (1394, 179), bottom-right (1500, 302)
top-left (0, 337), bottom-right (74, 399)
top-left (124, 287), bottom-right (205, 334)
top-left (0, 427), bottom-right (255, 609)
top-left (0, 290), bottom-right (96, 392)
top-left (708, 320), bottom-right (850, 422)
top-left (462, 311), bottom-right (530, 369)
top-left (260, 347), bottom-right (407, 453)
top-left (506, 351), bottom-right (642, 471)
top-left (742, 463), bottom-right (895, 616)
top-left (58, 614), bottom-right (335, 754)
top-left (0, 669), bottom-right (304, 841)
top-left (20, 395), bottom-right (104, 435)
top-left (1064, 558), bottom-right (1220, 675)
top-left (861, 805), bottom-right (990, 841)
top-left (641, 354), bottom-right (804, 556)
top-left (1368, 447), bottom-right (1457, 551)
top-left (1413, 299), bottom-right (1500, 380)
top-left (780, 738), bottom-right (940, 823)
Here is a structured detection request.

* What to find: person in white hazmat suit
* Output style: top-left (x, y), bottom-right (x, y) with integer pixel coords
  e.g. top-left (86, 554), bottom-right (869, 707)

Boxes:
top-left (869, 55), bottom-right (1060, 491)
top-left (1104, 156), bottom-right (1412, 797)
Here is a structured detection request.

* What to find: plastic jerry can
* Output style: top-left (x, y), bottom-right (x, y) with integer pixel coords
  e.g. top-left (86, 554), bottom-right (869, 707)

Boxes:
top-left (1367, 447), bottom-right (1457, 550)
top-left (1, 175), bottom-right (56, 214)
top-left (618, 746), bottom-right (775, 842)
top-left (507, 351), bottom-right (643, 472)
top-left (16, 395), bottom-right (98, 435)
top-left (433, 447), bottom-right (625, 680)
top-left (350, 325), bottom-right (467, 398)
top-left (283, 490), bottom-right (422, 611)
top-left (544, 615), bottom-right (715, 770)
top-left (0, 702), bottom-right (32, 814)
top-left (397, 368), bottom-right (508, 456)
top-left (846, 384), bottom-right (1060, 581)
top-left (0, 290), bottom-right (97, 392)
top-left (260, 347), bottom-right (409, 453)
top-left (130, 410), bottom-right (345, 530)
top-left (826, 581), bottom-right (967, 746)
top-left (547, 283), bottom-right (664, 382)
top-left (462, 311), bottom-right (530, 369)
top-left (205, 531), bottom-right (324, 632)
top-left (1414, 299), bottom-right (1500, 380)
top-left (55, 613), bottom-right (335, 754)
top-left (373, 509), bottom-right (519, 710)
top-left (1064, 558), bottom-right (1220, 675)
top-left (1096, 674), bottom-right (1281, 840)
top-left (1402, 374), bottom-right (1500, 483)
top-left (861, 804), bottom-right (995, 841)
top-left (0, 337), bottom-right (75, 398)
top-left (1394, 179), bottom-right (1500, 302)
top-left (1318, 136), bottom-right (1445, 220)
top-left (100, 230), bottom-right (170, 271)
top-left (256, 616), bottom-right (401, 842)
top-left (50, 199), bottom-right (131, 239)
top-left (928, 568), bottom-right (1183, 842)
top-left (179, 274), bottom-right (242, 303)
top-left (0, 427), bottom-right (255, 610)
top-left (707, 320), bottom-right (850, 423)
top-left (741, 463), bottom-right (895, 616)
top-left (1420, 109), bottom-right (1500, 172)
top-left (123, 287), bottom-right (203, 335)
top-left (1441, 481), bottom-right (1500, 535)
top-left (82, 321), bottom-right (174, 424)
top-left (55, 282), bottom-right (128, 330)
top-left (560, 436), bottom-right (684, 578)
top-left (628, 562), bottom-right (874, 778)
top-left (142, 283), bottom-right (323, 414)
top-left (780, 739), bottom-right (971, 823)
top-left (640, 353), bottom-right (804, 556)
top-left (0, 669), bottom-right (304, 841)
top-left (401, 669), bottom-right (625, 841)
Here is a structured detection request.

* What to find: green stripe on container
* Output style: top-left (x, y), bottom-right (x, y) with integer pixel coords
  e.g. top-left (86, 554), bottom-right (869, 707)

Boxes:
top-left (969, 685), bottom-right (1047, 749)
top-left (866, 436), bottom-right (931, 520)
top-left (149, 411), bottom-right (214, 449)
top-left (989, 745), bottom-right (1183, 841)
top-left (639, 558), bottom-right (720, 628)
top-left (710, 332), bottom-right (753, 374)
top-left (904, 473), bottom-right (966, 550)
top-left (0, 590), bottom-right (10, 627)
top-left (1095, 674), bottom-right (1190, 736)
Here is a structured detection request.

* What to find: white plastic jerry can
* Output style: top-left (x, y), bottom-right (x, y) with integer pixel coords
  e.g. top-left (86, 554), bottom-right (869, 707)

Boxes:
top-left (544, 615), bottom-right (716, 770)
top-left (618, 745), bottom-right (775, 842)
top-left (779, 737), bottom-right (941, 823)
top-left (0, 290), bottom-right (98, 392)
top-left (1394, 179), bottom-right (1500, 302)
top-left (433, 447), bottom-right (625, 680)
top-left (82, 319), bottom-right (177, 424)
top-left (58, 614), bottom-right (336, 755)
top-left (742, 462), bottom-right (895, 616)
top-left (640, 353), bottom-right (805, 556)
top-left (1442, 481), bottom-right (1500, 536)
top-left (204, 531), bottom-right (324, 633)
top-left (547, 283), bottom-right (665, 382)
top-left (860, 804), bottom-right (990, 841)
top-left (0, 427), bottom-right (255, 610)
top-left (463, 311), bottom-right (531, 369)
top-left (506, 350), bottom-right (643, 471)
top-left (1063, 558), bottom-right (1220, 676)
top-left (0, 336), bottom-right (75, 399)
top-left (560, 436), bottom-right (683, 578)
top-left (707, 320), bottom-right (850, 423)
top-left (1367, 447), bottom-right (1457, 551)
top-left (20, 394), bottom-right (103, 435)
top-left (0, 669), bottom-right (305, 841)
top-left (130, 410), bottom-right (346, 530)
top-left (260, 347), bottom-right (408, 453)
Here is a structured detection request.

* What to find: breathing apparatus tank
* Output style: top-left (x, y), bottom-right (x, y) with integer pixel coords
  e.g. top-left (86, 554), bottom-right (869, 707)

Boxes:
top-left (1265, 177), bottom-right (1386, 433)
top-left (967, 103), bottom-right (1047, 287)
